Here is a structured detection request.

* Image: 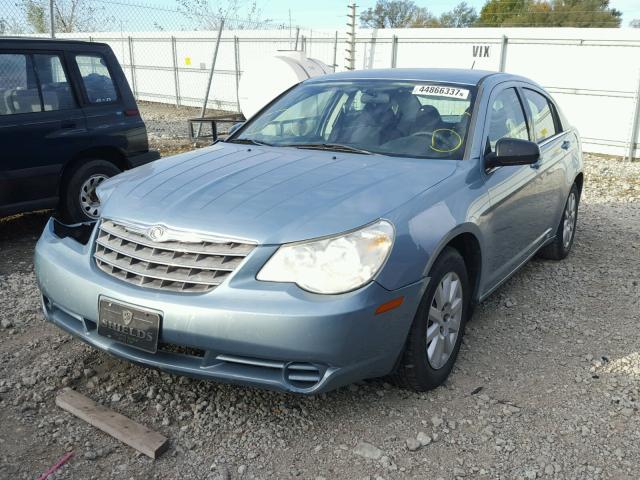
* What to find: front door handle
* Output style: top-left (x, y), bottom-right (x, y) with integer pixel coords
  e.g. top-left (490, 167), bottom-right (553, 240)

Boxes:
top-left (561, 140), bottom-right (571, 150)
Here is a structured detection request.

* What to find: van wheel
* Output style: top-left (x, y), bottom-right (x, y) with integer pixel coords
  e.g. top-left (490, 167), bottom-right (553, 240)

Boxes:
top-left (395, 247), bottom-right (470, 391)
top-left (538, 183), bottom-right (580, 260)
top-left (61, 159), bottom-right (121, 223)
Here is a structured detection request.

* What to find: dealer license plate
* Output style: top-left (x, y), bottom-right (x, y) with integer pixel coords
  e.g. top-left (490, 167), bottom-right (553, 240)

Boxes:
top-left (98, 298), bottom-right (161, 354)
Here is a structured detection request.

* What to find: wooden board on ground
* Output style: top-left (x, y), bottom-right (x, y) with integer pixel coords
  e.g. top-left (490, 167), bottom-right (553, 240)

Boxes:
top-left (56, 388), bottom-right (169, 459)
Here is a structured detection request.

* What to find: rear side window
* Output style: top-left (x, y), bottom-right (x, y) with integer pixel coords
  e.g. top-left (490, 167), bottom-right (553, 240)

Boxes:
top-left (487, 88), bottom-right (529, 149)
top-left (75, 54), bottom-right (118, 104)
top-left (523, 89), bottom-right (559, 143)
top-left (33, 54), bottom-right (76, 111)
top-left (0, 54), bottom-right (41, 115)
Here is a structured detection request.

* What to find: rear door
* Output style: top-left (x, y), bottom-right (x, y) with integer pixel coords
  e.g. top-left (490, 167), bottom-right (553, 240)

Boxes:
top-left (0, 49), bottom-right (86, 213)
top-left (67, 50), bottom-right (145, 155)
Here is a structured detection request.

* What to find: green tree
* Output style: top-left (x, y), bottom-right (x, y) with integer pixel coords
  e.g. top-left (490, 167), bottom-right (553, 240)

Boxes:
top-left (360, 0), bottom-right (439, 28)
top-left (477, 0), bottom-right (622, 27)
top-left (24, 0), bottom-right (48, 33)
top-left (22, 0), bottom-right (113, 33)
top-left (440, 2), bottom-right (478, 27)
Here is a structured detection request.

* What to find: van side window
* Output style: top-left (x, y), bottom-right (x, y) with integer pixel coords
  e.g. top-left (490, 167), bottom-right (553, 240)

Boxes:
top-left (523, 89), bottom-right (559, 143)
top-left (33, 54), bottom-right (76, 111)
top-left (75, 55), bottom-right (118, 104)
top-left (0, 54), bottom-right (42, 115)
top-left (487, 88), bottom-right (529, 150)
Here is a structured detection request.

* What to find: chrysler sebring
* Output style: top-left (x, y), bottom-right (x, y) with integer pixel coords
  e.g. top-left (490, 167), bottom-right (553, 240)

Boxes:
top-left (35, 69), bottom-right (583, 393)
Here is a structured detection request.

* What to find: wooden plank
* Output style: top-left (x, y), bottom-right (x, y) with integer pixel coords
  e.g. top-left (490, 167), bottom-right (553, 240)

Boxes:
top-left (56, 388), bottom-right (168, 459)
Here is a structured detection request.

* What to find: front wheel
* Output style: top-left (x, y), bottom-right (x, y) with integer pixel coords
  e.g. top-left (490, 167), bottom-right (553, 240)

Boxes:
top-left (396, 247), bottom-right (470, 391)
top-left (60, 159), bottom-right (121, 223)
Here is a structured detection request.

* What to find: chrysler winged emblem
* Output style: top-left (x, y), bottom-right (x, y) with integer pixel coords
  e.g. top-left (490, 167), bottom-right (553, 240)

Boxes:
top-left (122, 310), bottom-right (133, 325)
top-left (146, 225), bottom-right (166, 242)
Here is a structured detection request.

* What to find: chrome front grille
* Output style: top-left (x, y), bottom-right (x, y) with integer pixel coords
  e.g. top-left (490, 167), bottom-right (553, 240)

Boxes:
top-left (94, 219), bottom-right (255, 293)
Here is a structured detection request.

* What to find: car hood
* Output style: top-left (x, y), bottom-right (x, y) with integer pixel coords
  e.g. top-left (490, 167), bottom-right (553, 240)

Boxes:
top-left (99, 143), bottom-right (457, 244)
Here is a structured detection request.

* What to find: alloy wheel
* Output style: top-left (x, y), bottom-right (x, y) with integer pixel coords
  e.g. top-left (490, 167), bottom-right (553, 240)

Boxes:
top-left (563, 191), bottom-right (577, 249)
top-left (426, 271), bottom-right (463, 370)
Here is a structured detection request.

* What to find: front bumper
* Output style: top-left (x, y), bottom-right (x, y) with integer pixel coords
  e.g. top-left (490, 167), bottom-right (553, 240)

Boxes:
top-left (35, 219), bottom-right (427, 394)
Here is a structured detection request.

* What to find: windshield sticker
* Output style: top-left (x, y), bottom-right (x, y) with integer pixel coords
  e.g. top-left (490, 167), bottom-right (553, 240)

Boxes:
top-left (412, 85), bottom-right (469, 99)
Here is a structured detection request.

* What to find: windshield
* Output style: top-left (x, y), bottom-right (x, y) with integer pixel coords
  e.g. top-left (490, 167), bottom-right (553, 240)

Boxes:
top-left (233, 80), bottom-right (476, 159)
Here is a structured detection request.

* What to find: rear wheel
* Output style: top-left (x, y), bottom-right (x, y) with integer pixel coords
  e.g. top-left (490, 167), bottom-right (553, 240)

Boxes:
top-left (538, 183), bottom-right (579, 260)
top-left (396, 247), bottom-right (470, 391)
top-left (60, 159), bottom-right (121, 223)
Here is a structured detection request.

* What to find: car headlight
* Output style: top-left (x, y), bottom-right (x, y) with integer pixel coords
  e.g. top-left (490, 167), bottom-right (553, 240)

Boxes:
top-left (257, 220), bottom-right (394, 294)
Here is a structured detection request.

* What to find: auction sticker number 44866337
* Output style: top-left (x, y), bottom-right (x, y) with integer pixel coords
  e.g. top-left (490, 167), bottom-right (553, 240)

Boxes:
top-left (412, 85), bottom-right (469, 99)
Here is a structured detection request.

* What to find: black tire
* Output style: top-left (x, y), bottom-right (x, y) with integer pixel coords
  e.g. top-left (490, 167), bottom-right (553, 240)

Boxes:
top-left (396, 247), bottom-right (471, 391)
top-left (538, 183), bottom-right (580, 261)
top-left (60, 159), bottom-right (121, 223)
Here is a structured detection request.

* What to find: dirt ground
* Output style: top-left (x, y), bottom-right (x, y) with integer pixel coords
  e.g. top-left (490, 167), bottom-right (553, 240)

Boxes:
top-left (0, 154), bottom-right (639, 480)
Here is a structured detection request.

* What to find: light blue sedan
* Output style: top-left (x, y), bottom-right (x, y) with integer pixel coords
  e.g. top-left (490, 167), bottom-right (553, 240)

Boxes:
top-left (35, 68), bottom-right (583, 393)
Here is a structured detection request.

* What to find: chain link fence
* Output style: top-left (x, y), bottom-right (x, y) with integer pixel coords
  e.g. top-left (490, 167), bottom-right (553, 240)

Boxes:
top-left (1, 0), bottom-right (639, 158)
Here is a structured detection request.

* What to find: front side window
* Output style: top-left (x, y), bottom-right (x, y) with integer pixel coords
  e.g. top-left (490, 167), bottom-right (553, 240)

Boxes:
top-left (33, 54), bottom-right (76, 111)
top-left (487, 88), bottom-right (529, 150)
top-left (524, 89), bottom-right (558, 143)
top-left (0, 54), bottom-right (41, 115)
top-left (75, 54), bottom-right (117, 103)
top-left (234, 80), bottom-right (477, 159)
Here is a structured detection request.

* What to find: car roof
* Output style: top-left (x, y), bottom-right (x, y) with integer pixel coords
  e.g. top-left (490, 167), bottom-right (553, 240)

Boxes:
top-left (0, 36), bottom-right (108, 48)
top-left (305, 68), bottom-right (522, 87)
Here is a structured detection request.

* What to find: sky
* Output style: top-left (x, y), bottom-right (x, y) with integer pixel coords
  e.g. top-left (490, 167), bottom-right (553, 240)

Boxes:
top-left (251, 0), bottom-right (640, 29)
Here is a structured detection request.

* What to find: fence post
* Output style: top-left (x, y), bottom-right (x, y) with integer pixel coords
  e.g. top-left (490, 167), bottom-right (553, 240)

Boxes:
top-left (301, 35), bottom-right (306, 52)
top-left (391, 35), bottom-right (398, 68)
top-left (171, 36), bottom-right (181, 107)
top-left (332, 31), bottom-right (339, 71)
top-left (197, 20), bottom-right (225, 138)
top-left (627, 70), bottom-right (640, 161)
top-left (499, 35), bottom-right (508, 72)
top-left (127, 36), bottom-right (137, 98)
top-left (49, 0), bottom-right (55, 38)
top-left (294, 27), bottom-right (300, 51)
top-left (234, 36), bottom-right (241, 113)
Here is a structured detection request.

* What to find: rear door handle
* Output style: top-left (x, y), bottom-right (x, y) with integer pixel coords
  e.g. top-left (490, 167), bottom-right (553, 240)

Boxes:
top-left (61, 120), bottom-right (76, 129)
top-left (561, 140), bottom-right (571, 150)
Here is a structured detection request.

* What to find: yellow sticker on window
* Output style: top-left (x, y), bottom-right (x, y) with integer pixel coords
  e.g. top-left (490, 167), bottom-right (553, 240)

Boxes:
top-left (185, 57), bottom-right (191, 66)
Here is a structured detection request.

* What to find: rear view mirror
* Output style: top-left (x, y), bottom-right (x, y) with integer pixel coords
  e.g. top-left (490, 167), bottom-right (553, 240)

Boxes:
top-left (485, 138), bottom-right (540, 169)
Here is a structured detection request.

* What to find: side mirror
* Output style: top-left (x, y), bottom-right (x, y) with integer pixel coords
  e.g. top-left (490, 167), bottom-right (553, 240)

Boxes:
top-left (485, 138), bottom-right (540, 169)
top-left (228, 122), bottom-right (245, 136)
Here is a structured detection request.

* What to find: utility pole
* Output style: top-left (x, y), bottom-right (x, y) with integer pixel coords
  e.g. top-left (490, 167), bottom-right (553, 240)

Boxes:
top-left (345, 3), bottom-right (357, 70)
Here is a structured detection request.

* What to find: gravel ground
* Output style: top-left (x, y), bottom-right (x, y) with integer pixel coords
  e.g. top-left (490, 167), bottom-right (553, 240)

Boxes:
top-left (0, 155), bottom-right (639, 480)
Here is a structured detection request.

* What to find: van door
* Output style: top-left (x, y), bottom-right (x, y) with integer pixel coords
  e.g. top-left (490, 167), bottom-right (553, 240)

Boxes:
top-left (0, 51), bottom-right (86, 214)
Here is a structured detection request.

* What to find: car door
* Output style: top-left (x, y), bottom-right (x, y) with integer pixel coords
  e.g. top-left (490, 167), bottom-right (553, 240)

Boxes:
top-left (521, 87), bottom-right (570, 234)
top-left (480, 84), bottom-right (546, 291)
top-left (0, 50), bottom-right (86, 213)
top-left (68, 51), bottom-right (130, 149)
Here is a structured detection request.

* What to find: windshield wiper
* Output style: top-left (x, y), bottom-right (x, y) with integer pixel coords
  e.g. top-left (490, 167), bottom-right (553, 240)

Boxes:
top-left (226, 138), bottom-right (273, 146)
top-left (290, 143), bottom-right (373, 155)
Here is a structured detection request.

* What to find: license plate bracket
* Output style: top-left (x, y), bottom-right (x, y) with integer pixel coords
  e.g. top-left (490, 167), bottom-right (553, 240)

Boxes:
top-left (98, 297), bottom-right (161, 354)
